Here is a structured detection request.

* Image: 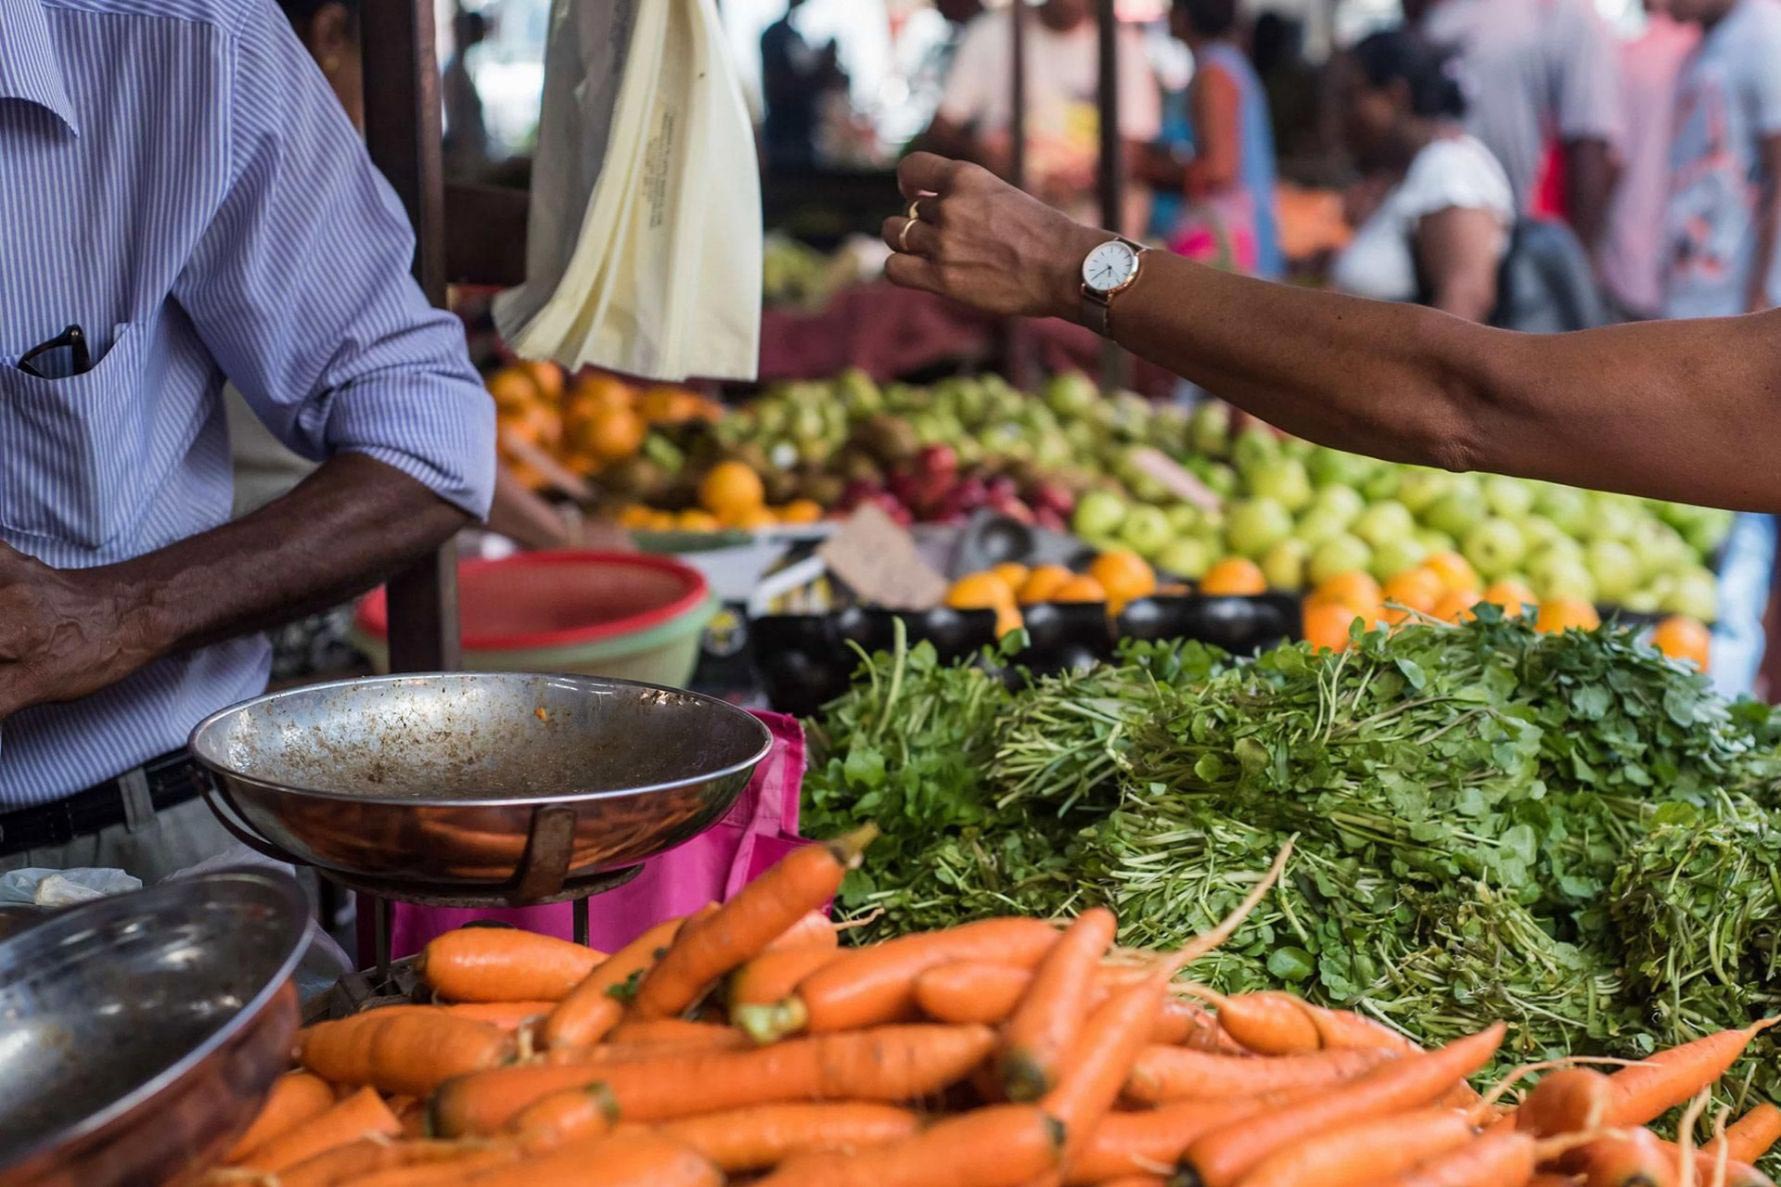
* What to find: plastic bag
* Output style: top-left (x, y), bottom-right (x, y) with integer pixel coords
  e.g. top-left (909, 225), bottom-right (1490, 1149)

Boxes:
top-left (494, 0), bottom-right (761, 382)
top-left (0, 867), bottom-right (141, 907)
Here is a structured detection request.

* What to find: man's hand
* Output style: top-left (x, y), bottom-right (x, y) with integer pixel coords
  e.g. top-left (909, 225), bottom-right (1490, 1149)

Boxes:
top-left (0, 545), bottom-right (153, 718)
top-left (882, 152), bottom-right (1107, 322)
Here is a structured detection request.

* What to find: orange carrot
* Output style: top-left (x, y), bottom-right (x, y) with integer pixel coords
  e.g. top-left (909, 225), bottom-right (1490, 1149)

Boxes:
top-left (1709, 1102), bottom-right (1781, 1166)
top-left (226, 1071), bottom-right (336, 1161)
top-left (1002, 908), bottom-right (1118, 1101)
top-left (1152, 997), bottom-right (1241, 1052)
top-left (460, 1129), bottom-right (722, 1187)
top-left (731, 943), bottom-right (846, 1011)
top-left (604, 1018), bottom-right (747, 1049)
top-left (297, 1011), bottom-right (515, 1098)
top-left (657, 1102), bottom-right (921, 1171)
top-left (508, 1084), bottom-right (616, 1149)
top-left (236, 1086), bottom-right (403, 1173)
top-left (431, 1023), bottom-right (997, 1135)
top-left (540, 912), bottom-right (701, 1052)
top-left (417, 929), bottom-right (607, 1003)
top-left (1232, 1107), bottom-right (1479, 1187)
top-left (1515, 1068), bottom-right (1613, 1137)
top-left (1605, 1021), bottom-right (1776, 1127)
top-left (758, 917), bottom-right (1062, 1039)
top-left (1383, 1130), bottom-right (1540, 1187)
top-left (765, 910), bottom-right (839, 952)
top-left (1042, 968), bottom-right (1173, 1158)
top-left (442, 1002), bottom-right (559, 1031)
top-left (338, 1149), bottom-right (520, 1186)
top-left (1571, 1128), bottom-right (1677, 1187)
top-left (629, 827), bottom-right (875, 1020)
top-left (1123, 1044), bottom-right (1392, 1104)
top-left (1184, 1021), bottom-right (1506, 1187)
top-left (1213, 990), bottom-right (1419, 1056)
top-left (1063, 1099), bottom-right (1264, 1185)
top-left (915, 963), bottom-right (1227, 1049)
top-left (1097, 1179), bottom-right (1169, 1187)
top-left (751, 1104), bottom-right (1063, 1187)
top-left (275, 1137), bottom-right (487, 1187)
top-left (1650, 1137), bottom-right (1773, 1187)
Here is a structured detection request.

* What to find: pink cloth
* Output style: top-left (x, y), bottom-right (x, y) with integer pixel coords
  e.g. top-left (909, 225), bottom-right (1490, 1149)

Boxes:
top-left (377, 711), bottom-right (808, 960)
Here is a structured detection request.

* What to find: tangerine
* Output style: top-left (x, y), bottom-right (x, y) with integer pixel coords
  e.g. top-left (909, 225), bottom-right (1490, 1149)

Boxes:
top-left (498, 401), bottom-right (562, 452)
top-left (1018, 564), bottom-right (1075, 605)
top-left (1050, 575), bottom-right (1109, 604)
top-left (992, 562), bottom-right (1032, 593)
top-left (1199, 557), bottom-right (1268, 597)
top-left (1431, 587), bottom-right (1483, 623)
top-left (485, 365), bottom-right (541, 413)
top-left (995, 604), bottom-right (1025, 639)
top-left (568, 373), bottom-right (635, 416)
top-left (1303, 598), bottom-right (1362, 652)
top-left (1422, 550), bottom-right (1480, 595)
top-left (1650, 615), bottom-right (1711, 670)
top-left (1381, 567), bottom-right (1445, 616)
top-left (676, 509), bottom-right (721, 533)
top-left (573, 406), bottom-right (646, 463)
top-left (1481, 579), bottom-right (1536, 617)
top-left (519, 360), bottom-right (565, 402)
top-left (1535, 597), bottom-right (1601, 635)
top-left (1314, 570), bottom-right (1383, 613)
top-left (726, 506), bottom-right (780, 532)
top-left (1089, 550), bottom-right (1159, 607)
top-left (778, 499), bottom-right (824, 524)
top-left (947, 572), bottom-right (1015, 611)
top-left (699, 461), bottom-right (767, 518)
top-left (615, 504), bottom-right (653, 529)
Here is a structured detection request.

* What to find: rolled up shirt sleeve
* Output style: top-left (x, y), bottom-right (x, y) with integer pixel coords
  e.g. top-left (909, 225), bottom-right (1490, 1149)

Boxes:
top-left (172, 1), bottom-right (495, 519)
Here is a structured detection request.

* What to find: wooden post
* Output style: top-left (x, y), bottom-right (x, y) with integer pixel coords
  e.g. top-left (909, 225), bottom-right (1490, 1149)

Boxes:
top-left (361, 0), bottom-right (460, 672)
top-left (1005, 0), bottom-right (1034, 390)
top-left (1095, 0), bottom-right (1130, 392)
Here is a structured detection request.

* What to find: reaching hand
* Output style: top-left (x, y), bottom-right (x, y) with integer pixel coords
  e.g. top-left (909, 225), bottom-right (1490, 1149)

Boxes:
top-left (881, 152), bottom-right (1109, 322)
top-left (0, 543), bottom-right (150, 719)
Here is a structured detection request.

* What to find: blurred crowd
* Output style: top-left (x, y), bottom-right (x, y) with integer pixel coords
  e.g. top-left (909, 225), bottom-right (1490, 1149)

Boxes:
top-left (756, 0), bottom-right (1781, 693)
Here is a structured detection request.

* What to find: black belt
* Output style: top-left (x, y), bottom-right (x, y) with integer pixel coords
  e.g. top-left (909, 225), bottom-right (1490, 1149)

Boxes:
top-left (0, 751), bottom-right (207, 857)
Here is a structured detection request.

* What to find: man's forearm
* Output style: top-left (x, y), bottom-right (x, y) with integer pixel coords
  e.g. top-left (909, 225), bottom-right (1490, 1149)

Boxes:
top-left (112, 453), bottom-right (469, 668)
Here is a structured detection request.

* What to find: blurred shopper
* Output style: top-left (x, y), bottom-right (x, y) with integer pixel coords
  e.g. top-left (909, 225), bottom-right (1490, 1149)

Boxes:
top-left (1600, 1), bottom-right (1699, 322)
top-left (923, 0), bottom-right (1161, 232)
top-left (443, 6), bottom-right (494, 180)
top-left (1328, 30), bottom-right (1513, 324)
top-left (1407, 0), bottom-right (1623, 255)
top-left (1140, 0), bottom-right (1283, 278)
top-left (1251, 12), bottom-right (1324, 179)
top-left (1663, 0), bottom-right (1781, 696)
top-left (762, 0), bottom-right (848, 170)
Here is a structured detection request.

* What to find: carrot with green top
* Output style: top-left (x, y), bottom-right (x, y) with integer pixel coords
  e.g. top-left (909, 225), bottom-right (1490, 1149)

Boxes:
top-left (417, 929), bottom-right (607, 1003)
top-left (1001, 908), bottom-right (1117, 1101)
top-left (225, 1071), bottom-right (336, 1161)
top-left (751, 1104), bottom-right (1064, 1187)
top-left (297, 1010), bottom-right (515, 1098)
top-left (658, 1102), bottom-right (921, 1171)
top-left (1183, 1021), bottom-right (1507, 1187)
top-left (540, 912), bottom-right (703, 1051)
top-left (431, 1023), bottom-right (997, 1135)
top-left (1124, 1044), bottom-right (1391, 1104)
top-left (628, 827), bottom-right (875, 1021)
top-left (235, 1086), bottom-right (403, 1174)
top-left (1604, 1020), bottom-right (1778, 1127)
top-left (731, 943), bottom-right (846, 1011)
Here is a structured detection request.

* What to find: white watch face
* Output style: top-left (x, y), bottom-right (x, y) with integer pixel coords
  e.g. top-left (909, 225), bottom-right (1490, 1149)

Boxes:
top-left (1082, 240), bottom-right (1140, 295)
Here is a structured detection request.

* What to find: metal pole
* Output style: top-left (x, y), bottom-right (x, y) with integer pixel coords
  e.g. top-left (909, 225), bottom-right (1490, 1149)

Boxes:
top-left (1006, 0), bottom-right (1034, 390)
top-left (1095, 0), bottom-right (1130, 390)
top-left (361, 0), bottom-right (460, 673)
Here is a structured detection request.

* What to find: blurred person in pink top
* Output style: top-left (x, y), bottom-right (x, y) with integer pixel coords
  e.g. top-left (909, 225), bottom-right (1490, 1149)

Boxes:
top-left (1601, 1), bottom-right (1701, 320)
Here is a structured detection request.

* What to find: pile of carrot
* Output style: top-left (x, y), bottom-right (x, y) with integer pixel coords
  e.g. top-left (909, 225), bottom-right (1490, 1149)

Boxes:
top-left (205, 828), bottom-right (1781, 1187)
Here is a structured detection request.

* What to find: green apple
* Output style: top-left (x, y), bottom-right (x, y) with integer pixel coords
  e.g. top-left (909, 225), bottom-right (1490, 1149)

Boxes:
top-left (1681, 508), bottom-right (1734, 558)
top-left (1396, 468), bottom-right (1454, 515)
top-left (1227, 498), bottom-right (1295, 559)
top-left (1518, 514), bottom-right (1566, 556)
top-left (1165, 504), bottom-right (1206, 537)
top-left (1628, 521), bottom-right (1689, 582)
top-left (1371, 537), bottom-right (1430, 582)
top-left (1307, 448), bottom-right (1375, 490)
top-left (1073, 490), bottom-right (1127, 539)
top-left (1533, 484), bottom-right (1591, 537)
top-left (1295, 505), bottom-right (1354, 549)
top-left (1309, 534), bottom-right (1373, 587)
top-left (1423, 492), bottom-right (1485, 541)
top-left (1621, 588), bottom-right (1663, 614)
top-left (1482, 475), bottom-right (1536, 520)
top-left (1415, 529), bottom-right (1457, 555)
top-left (1463, 518), bottom-right (1528, 579)
top-left (1119, 505), bottom-right (1174, 558)
top-left (1263, 539), bottom-right (1311, 591)
top-left (1586, 539), bottom-right (1641, 602)
top-left (1190, 402), bottom-right (1232, 456)
top-left (1586, 493), bottom-right (1640, 542)
top-left (1311, 484), bottom-right (1366, 526)
top-left (1663, 566), bottom-right (1719, 621)
top-left (1354, 501), bottom-right (1416, 551)
top-left (1360, 467), bottom-right (1402, 502)
top-left (1157, 537), bottom-right (1215, 581)
top-left (1233, 427), bottom-right (1281, 482)
top-left (1529, 551), bottom-right (1597, 602)
top-left (1202, 463), bottom-right (1239, 497)
top-left (1248, 457), bottom-right (1314, 513)
top-left (1043, 372), bottom-right (1099, 418)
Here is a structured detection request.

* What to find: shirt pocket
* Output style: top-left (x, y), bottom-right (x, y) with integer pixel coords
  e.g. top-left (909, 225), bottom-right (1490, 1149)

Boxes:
top-left (0, 322), bottom-right (150, 550)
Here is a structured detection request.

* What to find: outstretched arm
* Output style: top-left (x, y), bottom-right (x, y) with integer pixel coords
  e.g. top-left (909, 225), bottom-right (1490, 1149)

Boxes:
top-left (885, 153), bottom-right (1781, 512)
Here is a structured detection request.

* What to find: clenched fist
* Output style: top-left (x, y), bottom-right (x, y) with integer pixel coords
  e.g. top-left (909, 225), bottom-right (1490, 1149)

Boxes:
top-left (0, 543), bottom-right (152, 719)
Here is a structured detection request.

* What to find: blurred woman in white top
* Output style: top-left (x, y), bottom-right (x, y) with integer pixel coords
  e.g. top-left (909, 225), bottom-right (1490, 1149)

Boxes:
top-left (1330, 29), bottom-right (1515, 323)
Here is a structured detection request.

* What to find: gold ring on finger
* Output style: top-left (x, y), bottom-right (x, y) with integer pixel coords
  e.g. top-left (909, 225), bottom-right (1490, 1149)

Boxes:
top-left (898, 219), bottom-right (917, 252)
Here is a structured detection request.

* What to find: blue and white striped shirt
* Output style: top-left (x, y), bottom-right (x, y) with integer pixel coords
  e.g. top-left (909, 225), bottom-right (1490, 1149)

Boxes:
top-left (0, 0), bottom-right (497, 806)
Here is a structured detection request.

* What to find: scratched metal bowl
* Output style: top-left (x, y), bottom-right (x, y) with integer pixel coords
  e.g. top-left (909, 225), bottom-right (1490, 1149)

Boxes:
top-left (0, 870), bottom-right (308, 1187)
top-left (187, 673), bottom-right (772, 889)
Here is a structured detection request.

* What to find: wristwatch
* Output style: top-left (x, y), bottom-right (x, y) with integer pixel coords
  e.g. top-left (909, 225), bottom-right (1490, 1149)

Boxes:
top-left (1080, 237), bottom-right (1148, 337)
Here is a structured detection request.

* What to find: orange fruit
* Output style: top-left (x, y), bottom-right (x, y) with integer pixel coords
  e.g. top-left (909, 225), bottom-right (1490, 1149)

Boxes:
top-left (1381, 567), bottom-right (1445, 617)
top-left (498, 401), bottom-right (563, 452)
top-left (643, 509), bottom-right (678, 532)
top-left (1303, 598), bottom-right (1363, 652)
top-left (1051, 575), bottom-right (1109, 604)
top-left (1650, 615), bottom-right (1711, 670)
top-left (568, 372), bottom-right (635, 417)
top-left (676, 509), bottom-right (721, 532)
top-left (1481, 579), bottom-right (1536, 617)
top-left (947, 572), bottom-right (1016, 611)
top-left (519, 360), bottom-right (565, 402)
top-left (572, 406), bottom-right (646, 463)
top-left (1314, 570), bottom-right (1382, 611)
top-left (1535, 597), bottom-right (1601, 635)
top-left (699, 461), bottom-right (766, 518)
top-left (1199, 557), bottom-right (1268, 597)
top-left (485, 365), bottom-right (542, 413)
top-left (1089, 550), bottom-right (1159, 607)
top-left (615, 504), bottom-right (653, 529)
top-left (993, 562), bottom-right (1032, 593)
top-left (779, 499), bottom-right (824, 525)
top-left (1432, 587), bottom-right (1483, 623)
top-left (1018, 564), bottom-right (1075, 605)
top-left (725, 506), bottom-right (780, 531)
top-left (1422, 550), bottom-right (1480, 595)
top-left (995, 604), bottom-right (1025, 639)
